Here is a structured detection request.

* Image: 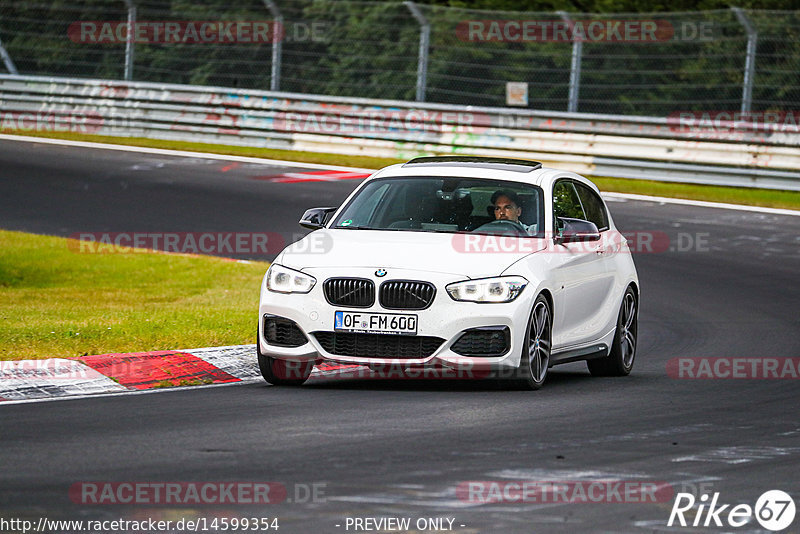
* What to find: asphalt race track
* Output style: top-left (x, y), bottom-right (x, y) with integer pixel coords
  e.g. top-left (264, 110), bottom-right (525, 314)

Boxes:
top-left (1, 137), bottom-right (799, 533)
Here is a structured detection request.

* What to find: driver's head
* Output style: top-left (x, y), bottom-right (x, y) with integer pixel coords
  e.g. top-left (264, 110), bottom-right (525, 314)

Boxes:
top-left (491, 190), bottom-right (522, 222)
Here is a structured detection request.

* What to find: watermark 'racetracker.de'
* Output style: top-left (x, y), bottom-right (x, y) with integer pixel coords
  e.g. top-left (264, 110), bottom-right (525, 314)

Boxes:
top-left (68, 21), bottom-right (328, 44)
top-left (667, 357), bottom-right (800, 379)
top-left (457, 480), bottom-right (674, 504)
top-left (451, 231), bottom-right (710, 254)
top-left (68, 232), bottom-right (332, 257)
top-left (668, 110), bottom-right (800, 135)
top-left (69, 481), bottom-right (326, 505)
top-left (274, 110), bottom-right (490, 135)
top-left (0, 112), bottom-right (103, 133)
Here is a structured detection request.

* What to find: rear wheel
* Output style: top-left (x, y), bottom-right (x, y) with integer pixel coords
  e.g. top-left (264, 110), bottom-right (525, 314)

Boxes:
top-left (257, 334), bottom-right (314, 386)
top-left (587, 286), bottom-right (637, 377)
top-left (514, 294), bottom-right (552, 390)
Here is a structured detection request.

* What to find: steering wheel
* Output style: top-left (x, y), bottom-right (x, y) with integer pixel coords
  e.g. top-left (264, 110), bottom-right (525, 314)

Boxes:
top-left (474, 219), bottom-right (529, 236)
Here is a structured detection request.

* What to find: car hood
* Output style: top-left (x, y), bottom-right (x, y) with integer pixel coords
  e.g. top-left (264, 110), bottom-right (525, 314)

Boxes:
top-left (277, 229), bottom-right (548, 278)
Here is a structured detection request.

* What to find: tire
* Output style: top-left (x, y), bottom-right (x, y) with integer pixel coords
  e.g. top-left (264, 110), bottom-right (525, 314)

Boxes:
top-left (587, 286), bottom-right (638, 377)
top-left (256, 334), bottom-right (314, 386)
top-left (513, 294), bottom-right (552, 390)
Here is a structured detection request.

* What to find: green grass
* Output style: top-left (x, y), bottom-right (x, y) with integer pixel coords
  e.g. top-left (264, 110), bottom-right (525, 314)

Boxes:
top-left (0, 229), bottom-right (268, 361)
top-left (6, 130), bottom-right (800, 211)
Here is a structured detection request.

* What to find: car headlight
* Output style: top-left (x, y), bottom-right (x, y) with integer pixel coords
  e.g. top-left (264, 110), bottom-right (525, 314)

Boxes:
top-left (446, 276), bottom-right (528, 303)
top-left (266, 264), bottom-right (316, 294)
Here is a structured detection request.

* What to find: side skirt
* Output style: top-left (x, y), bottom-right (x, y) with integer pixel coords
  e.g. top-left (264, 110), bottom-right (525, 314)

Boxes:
top-left (550, 344), bottom-right (608, 366)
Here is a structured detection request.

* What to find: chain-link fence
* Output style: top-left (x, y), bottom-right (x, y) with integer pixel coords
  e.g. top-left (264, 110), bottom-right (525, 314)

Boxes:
top-left (1, 1), bottom-right (798, 117)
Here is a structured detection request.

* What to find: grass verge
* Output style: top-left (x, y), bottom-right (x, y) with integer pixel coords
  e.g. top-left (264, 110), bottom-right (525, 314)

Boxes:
top-left (5, 130), bottom-right (800, 211)
top-left (0, 229), bottom-right (267, 361)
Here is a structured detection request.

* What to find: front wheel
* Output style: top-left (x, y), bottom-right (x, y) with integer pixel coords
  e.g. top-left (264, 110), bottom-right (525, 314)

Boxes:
top-left (257, 334), bottom-right (314, 386)
top-left (587, 286), bottom-right (638, 377)
top-left (514, 294), bottom-right (552, 390)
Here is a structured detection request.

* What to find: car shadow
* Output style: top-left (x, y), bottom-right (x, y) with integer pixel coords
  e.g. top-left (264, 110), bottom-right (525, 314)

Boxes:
top-left (301, 368), bottom-right (595, 392)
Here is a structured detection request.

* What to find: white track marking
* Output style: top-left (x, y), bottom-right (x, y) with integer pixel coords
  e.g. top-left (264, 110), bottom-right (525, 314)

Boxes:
top-left (0, 133), bottom-right (374, 172)
top-left (603, 192), bottom-right (800, 217)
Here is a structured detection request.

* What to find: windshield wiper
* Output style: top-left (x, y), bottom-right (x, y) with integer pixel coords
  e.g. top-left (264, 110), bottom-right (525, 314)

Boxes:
top-left (415, 229), bottom-right (471, 234)
top-left (333, 225), bottom-right (406, 231)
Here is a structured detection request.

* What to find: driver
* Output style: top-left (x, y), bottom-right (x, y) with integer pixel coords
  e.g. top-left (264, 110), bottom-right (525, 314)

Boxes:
top-left (490, 190), bottom-right (534, 235)
top-left (492, 190), bottom-right (523, 222)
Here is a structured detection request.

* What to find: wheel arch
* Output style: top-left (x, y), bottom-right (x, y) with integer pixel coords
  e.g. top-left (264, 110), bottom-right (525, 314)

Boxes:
top-left (538, 287), bottom-right (554, 313)
top-left (627, 280), bottom-right (640, 302)
top-left (535, 286), bottom-right (555, 329)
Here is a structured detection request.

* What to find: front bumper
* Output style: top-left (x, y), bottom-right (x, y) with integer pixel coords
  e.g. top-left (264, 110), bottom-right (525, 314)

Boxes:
top-left (258, 267), bottom-right (534, 372)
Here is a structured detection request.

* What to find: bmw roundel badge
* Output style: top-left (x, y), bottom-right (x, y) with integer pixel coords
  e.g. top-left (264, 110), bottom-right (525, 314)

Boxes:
top-left (375, 268), bottom-right (387, 277)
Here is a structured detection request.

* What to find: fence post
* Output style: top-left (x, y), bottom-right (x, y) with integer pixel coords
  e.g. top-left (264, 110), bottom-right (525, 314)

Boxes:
top-left (263, 0), bottom-right (283, 92)
top-left (0, 33), bottom-right (18, 75)
top-left (557, 11), bottom-right (582, 113)
top-left (404, 1), bottom-right (430, 102)
top-left (731, 7), bottom-right (756, 114)
top-left (123, 0), bottom-right (136, 81)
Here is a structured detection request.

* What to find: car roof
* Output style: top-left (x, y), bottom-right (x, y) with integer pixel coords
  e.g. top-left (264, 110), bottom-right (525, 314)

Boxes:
top-left (369, 156), bottom-right (600, 194)
top-left (403, 156), bottom-right (543, 172)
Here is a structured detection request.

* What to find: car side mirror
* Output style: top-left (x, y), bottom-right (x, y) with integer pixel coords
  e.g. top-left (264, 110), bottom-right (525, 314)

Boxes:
top-left (555, 217), bottom-right (601, 244)
top-left (299, 207), bottom-right (338, 230)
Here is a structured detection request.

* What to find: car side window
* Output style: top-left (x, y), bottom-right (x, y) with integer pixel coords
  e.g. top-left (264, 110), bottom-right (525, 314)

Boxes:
top-left (574, 182), bottom-right (609, 231)
top-left (553, 181), bottom-right (586, 223)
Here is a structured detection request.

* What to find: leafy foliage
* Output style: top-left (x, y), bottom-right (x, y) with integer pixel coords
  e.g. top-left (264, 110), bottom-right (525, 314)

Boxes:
top-left (1, 0), bottom-right (797, 114)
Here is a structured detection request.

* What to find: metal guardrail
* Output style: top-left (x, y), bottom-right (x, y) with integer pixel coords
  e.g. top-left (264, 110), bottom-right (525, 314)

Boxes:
top-left (3, 3), bottom-right (799, 116)
top-left (1, 74), bottom-right (799, 191)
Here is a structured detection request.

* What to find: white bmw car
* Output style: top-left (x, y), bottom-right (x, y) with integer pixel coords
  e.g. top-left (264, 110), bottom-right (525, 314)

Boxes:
top-left (258, 156), bottom-right (639, 389)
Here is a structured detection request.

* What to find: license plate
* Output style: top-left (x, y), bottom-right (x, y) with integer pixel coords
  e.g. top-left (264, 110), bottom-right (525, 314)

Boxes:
top-left (334, 311), bottom-right (418, 335)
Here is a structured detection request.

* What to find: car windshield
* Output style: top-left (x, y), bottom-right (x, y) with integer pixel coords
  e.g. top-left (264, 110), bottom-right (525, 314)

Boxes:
top-left (330, 177), bottom-right (544, 237)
